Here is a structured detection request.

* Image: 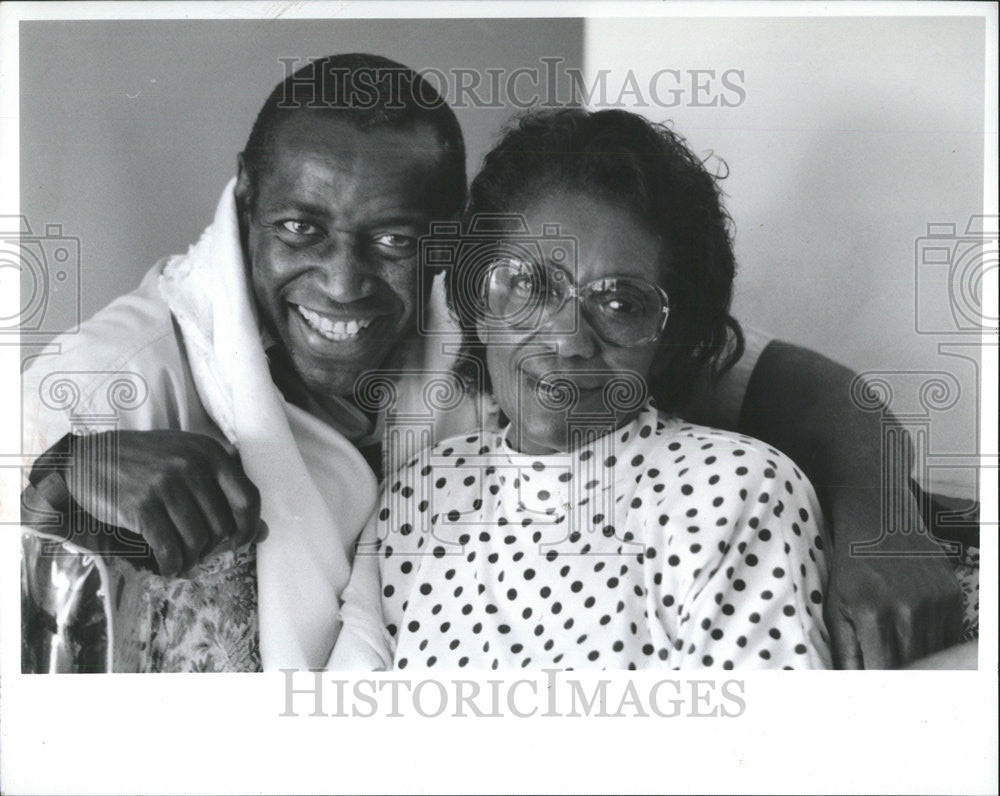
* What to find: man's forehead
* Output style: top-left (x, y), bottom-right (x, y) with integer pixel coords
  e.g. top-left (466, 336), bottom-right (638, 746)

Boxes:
top-left (271, 112), bottom-right (442, 174)
top-left (257, 112), bottom-right (445, 214)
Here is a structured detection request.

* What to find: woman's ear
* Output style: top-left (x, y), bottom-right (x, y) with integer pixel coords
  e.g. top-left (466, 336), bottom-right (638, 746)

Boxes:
top-left (475, 319), bottom-right (489, 346)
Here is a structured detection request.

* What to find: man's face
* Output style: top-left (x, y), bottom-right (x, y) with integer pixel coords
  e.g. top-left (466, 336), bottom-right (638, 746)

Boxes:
top-left (238, 113), bottom-right (445, 401)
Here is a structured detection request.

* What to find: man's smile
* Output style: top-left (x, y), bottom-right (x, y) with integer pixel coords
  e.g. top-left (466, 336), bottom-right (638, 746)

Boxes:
top-left (287, 301), bottom-right (395, 357)
top-left (293, 303), bottom-right (376, 342)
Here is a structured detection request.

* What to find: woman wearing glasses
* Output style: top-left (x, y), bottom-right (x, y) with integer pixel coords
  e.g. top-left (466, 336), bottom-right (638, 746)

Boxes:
top-left (331, 108), bottom-right (831, 670)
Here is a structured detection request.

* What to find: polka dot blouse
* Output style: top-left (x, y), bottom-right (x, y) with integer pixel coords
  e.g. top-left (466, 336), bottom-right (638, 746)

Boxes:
top-left (331, 401), bottom-right (832, 670)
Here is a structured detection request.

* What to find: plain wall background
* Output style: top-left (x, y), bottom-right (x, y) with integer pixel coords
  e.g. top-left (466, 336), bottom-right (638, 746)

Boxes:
top-left (20, 16), bottom-right (987, 498)
top-left (20, 17), bottom-right (583, 331)
top-left (585, 16), bottom-right (986, 498)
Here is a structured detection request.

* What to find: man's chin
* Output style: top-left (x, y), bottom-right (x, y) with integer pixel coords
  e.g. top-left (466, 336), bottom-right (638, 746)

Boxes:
top-left (296, 351), bottom-right (393, 401)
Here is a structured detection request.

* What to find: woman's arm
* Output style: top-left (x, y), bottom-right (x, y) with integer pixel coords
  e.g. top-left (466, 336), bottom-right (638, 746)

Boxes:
top-left (737, 341), bottom-right (964, 668)
top-left (327, 514), bottom-right (393, 671)
top-left (651, 440), bottom-right (832, 669)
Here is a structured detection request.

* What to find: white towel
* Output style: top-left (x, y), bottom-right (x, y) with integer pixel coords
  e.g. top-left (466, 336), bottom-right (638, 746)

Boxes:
top-left (159, 178), bottom-right (377, 670)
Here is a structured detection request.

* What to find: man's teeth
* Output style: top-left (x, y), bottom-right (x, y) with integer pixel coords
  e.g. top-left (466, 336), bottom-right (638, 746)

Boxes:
top-left (297, 305), bottom-right (373, 341)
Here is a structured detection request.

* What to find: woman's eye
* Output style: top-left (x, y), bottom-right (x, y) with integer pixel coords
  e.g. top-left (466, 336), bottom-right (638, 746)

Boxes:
top-left (510, 274), bottom-right (541, 295)
top-left (280, 220), bottom-right (320, 237)
top-left (603, 296), bottom-right (638, 314)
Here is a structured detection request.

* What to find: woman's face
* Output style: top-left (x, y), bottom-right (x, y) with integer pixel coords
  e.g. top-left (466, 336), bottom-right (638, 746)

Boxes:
top-left (478, 191), bottom-right (667, 454)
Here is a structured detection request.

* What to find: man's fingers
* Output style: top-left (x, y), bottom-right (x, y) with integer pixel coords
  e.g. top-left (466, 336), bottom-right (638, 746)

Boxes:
top-left (826, 601), bottom-right (864, 669)
top-left (212, 452), bottom-right (262, 547)
top-left (137, 508), bottom-right (186, 577)
top-left (854, 606), bottom-right (902, 670)
top-left (158, 488), bottom-right (214, 572)
top-left (58, 430), bottom-right (267, 574)
top-left (188, 472), bottom-right (242, 549)
top-left (908, 586), bottom-right (965, 663)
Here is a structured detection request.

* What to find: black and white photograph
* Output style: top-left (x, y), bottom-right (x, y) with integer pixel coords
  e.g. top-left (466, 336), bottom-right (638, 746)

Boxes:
top-left (1, 2), bottom-right (996, 794)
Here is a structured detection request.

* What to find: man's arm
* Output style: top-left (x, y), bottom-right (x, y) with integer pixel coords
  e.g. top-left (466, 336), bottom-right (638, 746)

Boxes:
top-left (737, 340), bottom-right (964, 669)
top-left (18, 267), bottom-right (265, 577)
top-left (21, 430), bottom-right (265, 577)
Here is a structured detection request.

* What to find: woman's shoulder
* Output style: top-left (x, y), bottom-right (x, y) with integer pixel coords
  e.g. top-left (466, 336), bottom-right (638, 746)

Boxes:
top-left (383, 427), bottom-right (502, 483)
top-left (423, 429), bottom-right (502, 466)
top-left (431, 428), bottom-right (503, 458)
top-left (646, 413), bottom-right (809, 482)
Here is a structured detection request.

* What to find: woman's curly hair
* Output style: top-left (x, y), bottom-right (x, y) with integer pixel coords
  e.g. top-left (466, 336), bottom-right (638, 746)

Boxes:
top-left (445, 108), bottom-right (743, 413)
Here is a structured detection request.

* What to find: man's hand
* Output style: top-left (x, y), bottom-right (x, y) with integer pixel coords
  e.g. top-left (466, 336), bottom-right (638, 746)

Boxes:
top-left (823, 514), bottom-right (964, 669)
top-left (43, 430), bottom-right (264, 577)
top-left (739, 340), bottom-right (966, 668)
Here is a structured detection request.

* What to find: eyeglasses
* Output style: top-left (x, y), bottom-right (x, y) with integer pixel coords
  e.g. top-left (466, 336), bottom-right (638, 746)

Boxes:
top-left (481, 257), bottom-right (670, 348)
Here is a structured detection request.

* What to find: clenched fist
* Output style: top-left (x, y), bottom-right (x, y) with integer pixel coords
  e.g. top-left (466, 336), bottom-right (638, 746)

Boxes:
top-left (30, 429), bottom-right (266, 577)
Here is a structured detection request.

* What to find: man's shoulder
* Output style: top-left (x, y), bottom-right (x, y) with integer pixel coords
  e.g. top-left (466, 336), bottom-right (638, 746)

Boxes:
top-left (21, 260), bottom-right (196, 439)
top-left (24, 261), bottom-right (181, 384)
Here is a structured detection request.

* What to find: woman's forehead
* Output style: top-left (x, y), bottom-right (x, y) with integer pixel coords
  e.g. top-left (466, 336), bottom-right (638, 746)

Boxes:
top-left (508, 191), bottom-right (665, 283)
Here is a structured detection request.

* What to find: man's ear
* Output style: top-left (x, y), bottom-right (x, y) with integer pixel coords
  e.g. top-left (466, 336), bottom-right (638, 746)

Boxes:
top-left (234, 153), bottom-right (252, 215)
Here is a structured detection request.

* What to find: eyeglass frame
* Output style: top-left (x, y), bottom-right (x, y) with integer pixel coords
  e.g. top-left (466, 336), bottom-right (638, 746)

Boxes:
top-left (479, 256), bottom-right (671, 348)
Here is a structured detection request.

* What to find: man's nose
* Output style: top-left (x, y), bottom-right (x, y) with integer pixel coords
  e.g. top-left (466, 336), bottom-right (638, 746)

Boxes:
top-left (315, 240), bottom-right (376, 303)
top-left (544, 300), bottom-right (598, 359)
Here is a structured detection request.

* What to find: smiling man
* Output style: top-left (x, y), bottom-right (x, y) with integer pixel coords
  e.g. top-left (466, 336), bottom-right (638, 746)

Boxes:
top-left (239, 113), bottom-right (450, 404)
top-left (20, 54), bottom-right (466, 672)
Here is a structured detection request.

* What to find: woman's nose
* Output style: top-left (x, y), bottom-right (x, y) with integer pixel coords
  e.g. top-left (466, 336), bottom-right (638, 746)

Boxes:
top-left (545, 300), bottom-right (598, 359)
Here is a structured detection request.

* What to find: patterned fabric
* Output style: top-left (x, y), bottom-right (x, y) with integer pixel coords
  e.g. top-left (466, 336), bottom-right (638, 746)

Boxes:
top-left (107, 548), bottom-right (261, 673)
top-left (334, 400), bottom-right (833, 670)
top-left (955, 545), bottom-right (979, 641)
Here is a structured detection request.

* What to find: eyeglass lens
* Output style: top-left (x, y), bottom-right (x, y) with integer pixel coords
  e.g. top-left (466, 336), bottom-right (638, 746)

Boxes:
top-left (484, 259), bottom-right (666, 347)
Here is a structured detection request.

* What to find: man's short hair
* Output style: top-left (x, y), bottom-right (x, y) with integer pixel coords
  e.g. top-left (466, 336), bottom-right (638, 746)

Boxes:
top-left (242, 53), bottom-right (467, 217)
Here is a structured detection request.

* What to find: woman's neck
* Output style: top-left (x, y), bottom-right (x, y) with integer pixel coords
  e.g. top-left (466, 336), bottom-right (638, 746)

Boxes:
top-left (503, 409), bottom-right (645, 456)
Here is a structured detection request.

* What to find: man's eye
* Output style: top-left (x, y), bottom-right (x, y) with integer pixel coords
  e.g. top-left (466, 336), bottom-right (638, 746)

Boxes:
top-left (372, 233), bottom-right (417, 255)
top-left (280, 220), bottom-right (320, 237)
